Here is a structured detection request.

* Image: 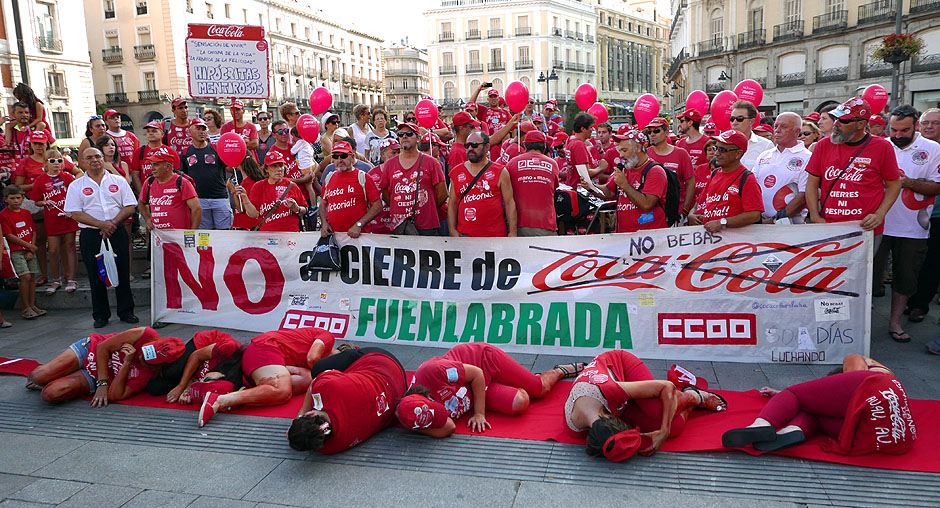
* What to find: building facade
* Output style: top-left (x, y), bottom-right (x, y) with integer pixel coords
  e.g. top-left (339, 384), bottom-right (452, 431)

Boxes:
top-left (83, 0), bottom-right (384, 130)
top-left (0, 0), bottom-right (96, 143)
top-left (384, 43), bottom-right (430, 121)
top-left (667, 0), bottom-right (940, 116)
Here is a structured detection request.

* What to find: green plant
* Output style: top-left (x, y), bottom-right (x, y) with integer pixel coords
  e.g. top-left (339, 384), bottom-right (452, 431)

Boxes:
top-left (872, 33), bottom-right (923, 62)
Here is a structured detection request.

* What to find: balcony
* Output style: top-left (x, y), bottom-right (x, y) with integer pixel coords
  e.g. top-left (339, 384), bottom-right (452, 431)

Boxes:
top-left (576, 31), bottom-right (584, 40)
top-left (319, 70), bottom-right (328, 80)
top-left (137, 89), bottom-right (160, 103)
top-left (277, 62), bottom-right (289, 73)
top-left (737, 29), bottom-right (766, 50)
top-left (813, 10), bottom-right (847, 34)
top-left (565, 29), bottom-right (575, 39)
top-left (487, 29), bottom-right (503, 38)
top-left (515, 27), bottom-right (531, 36)
top-left (104, 9), bottom-right (115, 19)
top-left (586, 35), bottom-right (595, 43)
top-left (35, 36), bottom-right (62, 53)
top-left (136, 3), bottom-right (148, 15)
top-left (488, 61), bottom-right (505, 72)
top-left (552, 27), bottom-right (563, 37)
top-left (387, 67), bottom-right (421, 76)
top-left (440, 65), bottom-right (457, 75)
top-left (667, 48), bottom-right (686, 79)
top-left (102, 47), bottom-right (122, 63)
top-left (777, 71), bottom-right (805, 87)
top-left (514, 60), bottom-right (533, 70)
top-left (586, 64), bottom-right (596, 73)
top-left (466, 63), bottom-right (483, 73)
top-left (816, 66), bottom-right (848, 83)
top-left (134, 44), bottom-right (155, 60)
top-left (467, 29), bottom-right (481, 40)
top-left (106, 92), bottom-right (128, 104)
top-left (773, 20), bottom-right (804, 42)
top-left (307, 69), bottom-right (316, 78)
top-left (911, 0), bottom-right (940, 14)
top-left (913, 53), bottom-right (940, 72)
top-left (705, 82), bottom-right (724, 93)
top-left (439, 32), bottom-right (454, 42)
top-left (697, 38), bottom-right (725, 57)
top-left (753, 76), bottom-right (767, 87)
top-left (858, 0), bottom-right (895, 25)
top-left (860, 61), bottom-right (893, 78)
top-left (48, 86), bottom-right (67, 97)
top-left (331, 71), bottom-right (340, 81)
top-left (292, 66), bottom-right (303, 76)
top-left (567, 62), bottom-right (585, 72)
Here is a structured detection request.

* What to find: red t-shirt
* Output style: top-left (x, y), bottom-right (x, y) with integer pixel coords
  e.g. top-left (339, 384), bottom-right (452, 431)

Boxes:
top-left (676, 135), bottom-right (709, 167)
top-left (232, 177), bottom-right (259, 230)
top-left (692, 163), bottom-right (713, 213)
top-left (0, 207), bottom-right (35, 251)
top-left (379, 154), bottom-right (445, 231)
top-left (83, 327), bottom-right (161, 395)
top-left (822, 374), bottom-right (916, 456)
top-left (312, 352), bottom-right (406, 454)
top-left (447, 143), bottom-right (468, 169)
top-left (413, 357), bottom-right (472, 419)
top-left (573, 351), bottom-right (655, 431)
top-left (606, 162), bottom-right (668, 232)
top-left (476, 105), bottom-right (512, 160)
top-left (805, 135), bottom-right (901, 235)
top-left (506, 152), bottom-right (559, 230)
top-left (565, 137), bottom-right (595, 187)
top-left (265, 144), bottom-right (300, 180)
top-left (108, 130), bottom-right (140, 163)
top-left (323, 169), bottom-right (380, 233)
top-left (132, 144), bottom-right (180, 182)
top-left (191, 330), bottom-right (241, 380)
top-left (367, 166), bottom-right (392, 234)
top-left (248, 179), bottom-right (308, 232)
top-left (14, 157), bottom-right (44, 185)
top-left (499, 142), bottom-right (522, 165)
top-left (700, 166), bottom-right (763, 222)
top-left (250, 327), bottom-right (336, 368)
top-left (28, 172), bottom-right (79, 235)
top-left (220, 120), bottom-right (259, 160)
top-left (450, 162), bottom-right (507, 237)
top-left (139, 174), bottom-right (199, 229)
top-left (165, 121), bottom-right (193, 155)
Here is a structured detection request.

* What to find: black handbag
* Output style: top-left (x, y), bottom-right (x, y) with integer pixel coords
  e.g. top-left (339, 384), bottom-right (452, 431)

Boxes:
top-left (308, 234), bottom-right (341, 271)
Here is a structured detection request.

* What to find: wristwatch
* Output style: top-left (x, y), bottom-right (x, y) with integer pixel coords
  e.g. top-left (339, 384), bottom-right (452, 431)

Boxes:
top-left (719, 218), bottom-right (728, 228)
top-left (355, 221), bottom-right (363, 228)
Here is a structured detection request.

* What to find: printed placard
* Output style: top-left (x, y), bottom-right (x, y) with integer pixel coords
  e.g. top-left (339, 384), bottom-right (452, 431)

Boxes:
top-left (186, 24), bottom-right (269, 99)
top-left (815, 298), bottom-right (850, 322)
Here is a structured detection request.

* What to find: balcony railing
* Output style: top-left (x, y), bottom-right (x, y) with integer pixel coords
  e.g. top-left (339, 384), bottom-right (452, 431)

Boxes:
top-left (773, 20), bottom-right (804, 42)
top-left (440, 65), bottom-right (457, 75)
top-left (565, 29), bottom-right (575, 39)
top-left (552, 27), bottom-right (563, 37)
top-left (552, 59), bottom-right (565, 69)
top-left (515, 27), bottom-right (531, 36)
top-left (912, 53), bottom-right (940, 72)
top-left (567, 62), bottom-right (585, 72)
top-left (292, 66), bottom-right (303, 76)
top-left (102, 47), bottom-right (123, 62)
top-left (466, 63), bottom-right (483, 73)
top-left (48, 86), bottom-right (67, 97)
top-left (331, 71), bottom-right (340, 81)
top-left (705, 82), bottom-right (724, 93)
top-left (319, 70), bottom-right (328, 80)
top-left (777, 72), bottom-right (805, 87)
top-left (858, 0), bottom-right (895, 24)
top-left (911, 0), bottom-right (940, 14)
top-left (439, 31), bottom-right (454, 42)
top-left (860, 61), bottom-right (893, 78)
top-left (514, 60), bottom-right (533, 70)
top-left (488, 61), bottom-right (505, 71)
top-left (737, 29), bottom-right (766, 50)
top-left (575, 31), bottom-right (583, 40)
top-left (307, 69), bottom-right (316, 78)
top-left (586, 64), bottom-right (596, 73)
top-left (667, 48), bottom-right (686, 79)
top-left (106, 92), bottom-right (128, 104)
top-left (586, 35), bottom-right (595, 43)
top-left (134, 44), bottom-right (155, 60)
top-left (35, 36), bottom-right (62, 52)
top-left (697, 38), bottom-right (725, 57)
top-left (487, 29), bottom-right (503, 38)
top-left (816, 66), bottom-right (848, 83)
top-left (138, 89), bottom-right (160, 102)
top-left (466, 29), bottom-right (481, 40)
top-left (277, 62), bottom-right (288, 73)
top-left (813, 10), bottom-right (848, 34)
top-left (754, 76), bottom-right (767, 88)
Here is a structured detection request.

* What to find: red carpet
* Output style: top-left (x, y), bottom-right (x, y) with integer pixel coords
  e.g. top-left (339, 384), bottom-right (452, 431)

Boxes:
top-left (0, 357), bottom-right (41, 377)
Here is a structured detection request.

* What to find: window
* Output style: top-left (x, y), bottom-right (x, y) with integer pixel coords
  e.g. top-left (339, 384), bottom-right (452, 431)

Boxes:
top-left (258, 13), bottom-right (263, 25)
top-left (144, 71), bottom-right (156, 90)
top-left (489, 18), bottom-right (500, 30)
top-left (138, 30), bottom-right (152, 46)
top-left (518, 15), bottom-right (528, 27)
top-left (784, 0), bottom-right (801, 23)
top-left (748, 7), bottom-right (764, 31)
top-left (275, 18), bottom-right (281, 32)
top-left (112, 74), bottom-right (124, 93)
top-left (47, 71), bottom-right (65, 95)
top-left (710, 13), bottom-right (723, 40)
top-left (136, 0), bottom-right (148, 15)
top-left (35, 2), bottom-right (57, 42)
top-left (825, 0), bottom-right (844, 13)
top-left (104, 0), bottom-right (115, 18)
top-left (518, 46), bottom-right (529, 62)
top-left (441, 21), bottom-right (451, 34)
top-left (491, 47), bottom-right (502, 63)
top-left (469, 50), bottom-right (480, 65)
top-left (444, 82), bottom-right (456, 100)
top-left (359, 44), bottom-right (363, 56)
top-left (291, 23), bottom-right (296, 36)
top-left (224, 3), bottom-right (230, 18)
top-left (105, 34), bottom-right (119, 48)
top-left (243, 8), bottom-right (248, 23)
top-left (51, 112), bottom-right (71, 138)
top-left (443, 52), bottom-right (454, 66)
top-left (305, 27), bottom-right (310, 40)
top-left (205, 2), bottom-right (213, 19)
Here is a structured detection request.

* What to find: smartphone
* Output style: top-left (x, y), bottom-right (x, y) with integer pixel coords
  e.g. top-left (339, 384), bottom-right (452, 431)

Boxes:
top-left (483, 82), bottom-right (493, 88)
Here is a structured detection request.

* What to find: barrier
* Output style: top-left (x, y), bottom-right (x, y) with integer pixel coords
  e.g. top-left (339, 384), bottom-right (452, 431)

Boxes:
top-left (152, 224), bottom-right (872, 363)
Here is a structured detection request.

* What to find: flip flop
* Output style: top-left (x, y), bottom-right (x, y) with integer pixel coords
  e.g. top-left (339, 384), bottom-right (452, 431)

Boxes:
top-left (753, 429), bottom-right (807, 452)
top-left (554, 362), bottom-right (586, 378)
top-left (683, 386), bottom-right (728, 412)
top-left (889, 331), bottom-right (911, 343)
top-left (927, 340), bottom-right (940, 356)
top-left (722, 426), bottom-right (777, 448)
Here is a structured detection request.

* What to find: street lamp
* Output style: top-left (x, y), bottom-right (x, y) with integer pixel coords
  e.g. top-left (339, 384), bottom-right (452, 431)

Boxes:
top-left (537, 69), bottom-right (559, 101)
top-left (718, 70), bottom-right (731, 86)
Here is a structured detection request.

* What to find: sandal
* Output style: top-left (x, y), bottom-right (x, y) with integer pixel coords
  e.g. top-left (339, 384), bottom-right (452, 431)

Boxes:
top-left (554, 362), bottom-right (586, 378)
top-left (21, 308), bottom-right (39, 320)
top-left (683, 386), bottom-right (728, 412)
top-left (44, 280), bottom-right (61, 295)
top-left (35, 275), bottom-right (48, 286)
top-left (889, 330), bottom-right (911, 343)
top-left (926, 340), bottom-right (940, 356)
top-left (31, 306), bottom-right (47, 317)
top-left (64, 280), bottom-right (77, 293)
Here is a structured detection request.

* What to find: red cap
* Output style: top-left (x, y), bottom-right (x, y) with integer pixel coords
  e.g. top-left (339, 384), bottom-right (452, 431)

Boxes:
top-left (702, 122), bottom-right (718, 135)
top-left (452, 111), bottom-right (481, 128)
top-left (487, 89), bottom-right (500, 97)
top-left (145, 145), bottom-right (180, 165)
top-left (613, 129), bottom-right (648, 146)
top-left (140, 337), bottom-right (186, 365)
top-left (548, 99), bottom-right (558, 105)
top-left (602, 429), bottom-right (653, 462)
top-left (677, 109), bottom-right (702, 122)
top-left (523, 130), bottom-right (547, 144)
top-left (420, 132), bottom-right (444, 146)
top-left (27, 131), bottom-right (48, 144)
top-left (464, 102), bottom-right (479, 112)
top-left (188, 380), bottom-right (234, 404)
top-left (264, 149), bottom-right (288, 165)
top-left (171, 97), bottom-right (187, 107)
top-left (531, 114), bottom-right (544, 122)
top-left (646, 117), bottom-right (669, 128)
top-left (519, 121), bottom-right (537, 133)
top-left (712, 129), bottom-right (749, 152)
top-left (380, 138), bottom-right (401, 150)
top-left (805, 112), bottom-right (821, 123)
top-left (189, 117), bottom-right (207, 128)
top-left (396, 394), bottom-right (449, 430)
top-left (397, 122), bottom-right (420, 134)
top-left (230, 99), bottom-right (245, 109)
top-left (831, 97), bottom-right (872, 121)
top-left (753, 124), bottom-right (774, 134)
top-left (544, 103), bottom-right (556, 112)
top-left (616, 124), bottom-right (632, 135)
top-left (331, 140), bottom-right (354, 154)
top-left (667, 364), bottom-right (710, 390)
top-left (868, 115), bottom-right (886, 126)
top-left (104, 109), bottom-right (121, 118)
top-left (553, 132), bottom-right (569, 147)
top-left (144, 120), bottom-right (164, 132)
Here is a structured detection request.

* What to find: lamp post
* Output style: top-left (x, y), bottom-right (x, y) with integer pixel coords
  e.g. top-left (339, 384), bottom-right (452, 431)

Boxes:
top-left (890, 0), bottom-right (904, 109)
top-left (537, 69), bottom-right (559, 102)
top-left (718, 70), bottom-right (731, 89)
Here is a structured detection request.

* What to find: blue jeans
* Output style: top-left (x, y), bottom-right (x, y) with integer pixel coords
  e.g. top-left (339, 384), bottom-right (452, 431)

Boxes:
top-left (199, 198), bottom-right (233, 230)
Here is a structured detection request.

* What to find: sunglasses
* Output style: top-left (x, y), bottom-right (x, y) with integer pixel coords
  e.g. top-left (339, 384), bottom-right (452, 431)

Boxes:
top-left (332, 153), bottom-right (351, 159)
top-left (89, 115), bottom-right (103, 120)
top-left (398, 130), bottom-right (416, 138)
top-left (202, 116), bottom-right (213, 121)
top-left (800, 131), bottom-right (813, 136)
top-left (715, 146), bottom-right (740, 153)
top-left (465, 141), bottom-right (486, 149)
top-left (275, 128), bottom-right (290, 135)
top-left (527, 101), bottom-right (535, 104)
top-left (257, 116), bottom-right (270, 121)
top-left (644, 128), bottom-right (664, 135)
top-left (327, 120), bottom-right (339, 125)
top-left (729, 116), bottom-right (752, 123)
top-left (47, 158), bottom-right (63, 164)
top-left (837, 118), bottom-right (861, 124)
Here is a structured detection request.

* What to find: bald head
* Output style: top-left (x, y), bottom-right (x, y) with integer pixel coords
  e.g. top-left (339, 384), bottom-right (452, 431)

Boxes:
top-left (773, 112), bottom-right (802, 148)
top-left (82, 147), bottom-right (104, 172)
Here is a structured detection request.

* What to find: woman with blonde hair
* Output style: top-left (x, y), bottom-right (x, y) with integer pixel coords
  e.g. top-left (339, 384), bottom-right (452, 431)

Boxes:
top-left (29, 149), bottom-right (79, 294)
top-left (799, 121), bottom-right (821, 151)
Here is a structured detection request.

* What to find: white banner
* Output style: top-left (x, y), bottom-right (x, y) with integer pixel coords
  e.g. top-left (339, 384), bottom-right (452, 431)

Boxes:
top-left (152, 224), bottom-right (872, 364)
top-left (186, 24), bottom-right (269, 99)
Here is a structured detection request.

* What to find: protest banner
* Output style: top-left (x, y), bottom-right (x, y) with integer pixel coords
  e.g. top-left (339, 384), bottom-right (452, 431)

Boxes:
top-left (186, 24), bottom-right (269, 99)
top-left (151, 224), bottom-right (872, 364)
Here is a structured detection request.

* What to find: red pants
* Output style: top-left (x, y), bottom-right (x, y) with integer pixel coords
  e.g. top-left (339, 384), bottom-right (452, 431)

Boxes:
top-left (610, 353), bottom-right (687, 437)
top-left (477, 346), bottom-right (545, 415)
top-left (757, 370), bottom-right (878, 439)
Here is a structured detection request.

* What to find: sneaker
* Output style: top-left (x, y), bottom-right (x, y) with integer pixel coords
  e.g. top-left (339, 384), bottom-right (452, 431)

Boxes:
top-left (189, 380), bottom-right (233, 404)
top-left (198, 392), bottom-right (220, 427)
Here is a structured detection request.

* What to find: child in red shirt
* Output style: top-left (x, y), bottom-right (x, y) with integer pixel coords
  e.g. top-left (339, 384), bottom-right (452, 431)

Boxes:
top-left (29, 149), bottom-right (79, 294)
top-left (0, 185), bottom-right (43, 319)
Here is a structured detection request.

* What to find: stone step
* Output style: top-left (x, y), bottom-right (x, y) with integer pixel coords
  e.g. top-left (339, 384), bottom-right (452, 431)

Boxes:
top-left (1, 278), bottom-right (151, 311)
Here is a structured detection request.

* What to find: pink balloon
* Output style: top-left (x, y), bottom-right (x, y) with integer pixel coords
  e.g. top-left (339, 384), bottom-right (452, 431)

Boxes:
top-left (575, 83), bottom-right (598, 111)
top-left (733, 79), bottom-right (764, 107)
top-left (711, 90), bottom-right (738, 132)
top-left (310, 87), bottom-right (333, 115)
top-left (414, 99), bottom-right (439, 129)
top-left (862, 84), bottom-right (889, 115)
top-left (296, 114), bottom-right (320, 143)
top-left (217, 132), bottom-right (246, 167)
top-left (587, 102), bottom-right (608, 124)
top-left (504, 81), bottom-right (530, 113)
top-left (686, 90), bottom-right (710, 115)
top-left (633, 94), bottom-right (661, 129)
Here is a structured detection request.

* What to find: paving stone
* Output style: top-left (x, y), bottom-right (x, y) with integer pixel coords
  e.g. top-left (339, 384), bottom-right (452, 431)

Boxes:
top-left (187, 496), bottom-right (257, 508)
top-left (121, 490), bottom-right (197, 508)
top-left (53, 484), bottom-right (141, 508)
top-left (513, 482), bottom-right (801, 508)
top-left (6, 479), bottom-right (87, 505)
top-left (0, 501), bottom-right (55, 508)
top-left (0, 475), bottom-right (35, 500)
top-left (0, 433), bottom-right (86, 475)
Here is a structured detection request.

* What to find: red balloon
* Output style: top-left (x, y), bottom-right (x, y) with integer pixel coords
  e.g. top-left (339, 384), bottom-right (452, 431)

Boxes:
top-left (633, 94), bottom-right (660, 129)
top-left (575, 83), bottom-right (598, 111)
top-left (711, 90), bottom-right (738, 132)
top-left (310, 87), bottom-right (333, 115)
top-left (686, 90), bottom-right (710, 115)
top-left (733, 79), bottom-right (764, 106)
top-left (862, 84), bottom-right (889, 115)
top-left (587, 102), bottom-right (609, 124)
top-left (504, 81), bottom-right (530, 113)
top-left (296, 114), bottom-right (320, 143)
top-left (414, 99), bottom-right (439, 129)
top-left (217, 132), bottom-right (247, 167)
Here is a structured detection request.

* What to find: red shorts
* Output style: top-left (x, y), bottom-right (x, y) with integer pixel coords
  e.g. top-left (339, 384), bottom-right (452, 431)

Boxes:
top-left (241, 342), bottom-right (286, 385)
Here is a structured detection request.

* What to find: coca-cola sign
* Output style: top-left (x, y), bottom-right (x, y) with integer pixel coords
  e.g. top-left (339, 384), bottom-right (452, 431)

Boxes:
top-left (206, 25), bottom-right (244, 38)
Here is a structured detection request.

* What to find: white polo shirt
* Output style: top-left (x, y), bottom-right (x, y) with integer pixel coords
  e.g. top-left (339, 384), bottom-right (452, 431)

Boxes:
top-left (754, 143), bottom-right (812, 222)
top-left (741, 132), bottom-right (774, 174)
top-left (884, 133), bottom-right (940, 239)
top-left (64, 171), bottom-right (138, 228)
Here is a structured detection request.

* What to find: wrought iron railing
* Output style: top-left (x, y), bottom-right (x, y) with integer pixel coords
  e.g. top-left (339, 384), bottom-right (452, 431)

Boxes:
top-left (816, 66), bottom-right (848, 83)
top-left (737, 29), bottom-right (766, 50)
top-left (134, 44), bottom-right (155, 60)
top-left (102, 47), bottom-right (123, 62)
top-left (858, 0), bottom-right (896, 24)
top-left (812, 10), bottom-right (848, 33)
top-left (776, 72), bottom-right (805, 87)
top-left (106, 92), bottom-right (128, 103)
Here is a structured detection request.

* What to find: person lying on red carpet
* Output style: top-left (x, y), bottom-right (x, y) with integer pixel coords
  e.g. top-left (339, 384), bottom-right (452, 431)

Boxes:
top-left (566, 350), bottom-right (727, 461)
top-left (396, 343), bottom-right (584, 437)
top-left (724, 357), bottom-right (915, 454)
top-left (198, 326), bottom-right (337, 427)
top-left (143, 329), bottom-right (246, 404)
top-left (288, 346), bottom-right (406, 454)
top-left (26, 327), bottom-right (185, 407)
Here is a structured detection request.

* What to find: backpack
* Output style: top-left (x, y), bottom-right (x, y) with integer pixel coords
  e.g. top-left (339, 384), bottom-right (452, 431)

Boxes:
top-left (321, 168), bottom-right (368, 205)
top-left (707, 167), bottom-right (758, 223)
top-left (637, 161), bottom-right (682, 226)
top-left (145, 173), bottom-right (183, 202)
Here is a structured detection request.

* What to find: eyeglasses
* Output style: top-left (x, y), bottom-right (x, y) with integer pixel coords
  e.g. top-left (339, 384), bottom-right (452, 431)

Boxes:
top-left (398, 130), bottom-right (416, 138)
top-left (837, 118), bottom-right (861, 124)
top-left (47, 158), bottom-right (63, 164)
top-left (332, 153), bottom-right (350, 159)
top-left (729, 116), bottom-right (752, 123)
top-left (286, 111), bottom-right (299, 116)
top-left (644, 128), bottom-right (664, 135)
top-left (202, 117), bottom-right (213, 121)
top-left (715, 146), bottom-right (740, 153)
top-left (465, 141), bottom-right (486, 149)
top-left (275, 128), bottom-right (290, 135)
top-left (800, 131), bottom-right (813, 137)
